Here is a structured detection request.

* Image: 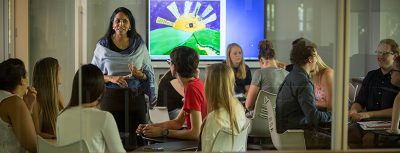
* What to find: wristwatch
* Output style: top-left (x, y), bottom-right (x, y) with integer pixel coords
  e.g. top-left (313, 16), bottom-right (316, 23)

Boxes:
top-left (162, 128), bottom-right (169, 137)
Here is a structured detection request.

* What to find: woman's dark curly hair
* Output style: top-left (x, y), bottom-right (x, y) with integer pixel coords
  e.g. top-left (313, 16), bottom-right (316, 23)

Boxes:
top-left (290, 38), bottom-right (316, 66)
top-left (0, 58), bottom-right (27, 91)
top-left (258, 39), bottom-right (275, 60)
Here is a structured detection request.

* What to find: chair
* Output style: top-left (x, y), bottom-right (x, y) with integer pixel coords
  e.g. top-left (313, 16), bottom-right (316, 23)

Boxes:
top-left (149, 106), bottom-right (170, 123)
top-left (265, 91), bottom-right (306, 150)
top-left (100, 88), bottom-right (147, 150)
top-left (248, 90), bottom-right (271, 137)
top-left (37, 136), bottom-right (89, 153)
top-left (349, 83), bottom-right (358, 102)
top-left (209, 120), bottom-right (251, 152)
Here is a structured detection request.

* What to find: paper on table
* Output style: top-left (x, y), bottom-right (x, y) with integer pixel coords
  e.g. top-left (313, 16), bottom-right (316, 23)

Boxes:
top-left (357, 121), bottom-right (391, 130)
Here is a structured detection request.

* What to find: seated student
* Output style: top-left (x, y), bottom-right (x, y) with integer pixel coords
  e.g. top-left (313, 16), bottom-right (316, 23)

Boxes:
top-left (136, 46), bottom-right (208, 140)
top-left (389, 56), bottom-right (400, 134)
top-left (225, 43), bottom-right (252, 96)
top-left (32, 57), bottom-right (65, 139)
top-left (157, 70), bottom-right (184, 119)
top-left (285, 38), bottom-right (306, 72)
top-left (311, 53), bottom-right (334, 111)
top-left (348, 38), bottom-right (400, 148)
top-left (245, 39), bottom-right (289, 111)
top-left (287, 38), bottom-right (334, 111)
top-left (0, 58), bottom-right (37, 153)
top-left (201, 63), bottom-right (247, 152)
top-left (56, 64), bottom-right (125, 153)
top-left (276, 38), bottom-right (332, 149)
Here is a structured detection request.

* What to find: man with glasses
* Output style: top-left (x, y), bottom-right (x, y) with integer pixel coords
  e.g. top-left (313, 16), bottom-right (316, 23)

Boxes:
top-left (349, 38), bottom-right (400, 148)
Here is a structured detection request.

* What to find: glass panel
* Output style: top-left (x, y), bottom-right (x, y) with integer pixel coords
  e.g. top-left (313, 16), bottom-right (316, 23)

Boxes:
top-left (267, 0), bottom-right (338, 150)
top-left (348, 0), bottom-right (400, 149)
top-left (0, 0), bottom-right (6, 61)
top-left (29, 0), bottom-right (75, 102)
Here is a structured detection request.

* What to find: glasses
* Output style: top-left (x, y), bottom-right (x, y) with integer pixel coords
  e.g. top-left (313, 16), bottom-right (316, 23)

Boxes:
top-left (375, 50), bottom-right (394, 56)
top-left (390, 69), bottom-right (400, 74)
top-left (167, 59), bottom-right (173, 65)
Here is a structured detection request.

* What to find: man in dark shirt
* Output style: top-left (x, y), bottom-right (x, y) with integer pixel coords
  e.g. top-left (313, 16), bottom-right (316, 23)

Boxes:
top-left (349, 39), bottom-right (400, 148)
top-left (276, 38), bottom-right (331, 149)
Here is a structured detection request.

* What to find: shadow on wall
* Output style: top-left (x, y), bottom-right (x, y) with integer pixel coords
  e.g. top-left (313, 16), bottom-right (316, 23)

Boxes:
top-left (350, 53), bottom-right (377, 78)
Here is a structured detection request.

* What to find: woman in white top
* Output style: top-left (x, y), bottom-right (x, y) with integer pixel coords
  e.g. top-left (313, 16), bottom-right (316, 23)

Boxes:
top-left (201, 63), bottom-right (247, 152)
top-left (56, 64), bottom-right (125, 153)
top-left (0, 58), bottom-right (37, 153)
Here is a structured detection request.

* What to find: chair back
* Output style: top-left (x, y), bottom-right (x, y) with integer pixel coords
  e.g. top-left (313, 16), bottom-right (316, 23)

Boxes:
top-left (266, 92), bottom-right (306, 150)
top-left (37, 136), bottom-right (89, 153)
top-left (100, 88), bottom-right (147, 150)
top-left (248, 90), bottom-right (271, 137)
top-left (210, 120), bottom-right (250, 152)
top-left (349, 83), bottom-right (358, 103)
top-left (149, 106), bottom-right (170, 123)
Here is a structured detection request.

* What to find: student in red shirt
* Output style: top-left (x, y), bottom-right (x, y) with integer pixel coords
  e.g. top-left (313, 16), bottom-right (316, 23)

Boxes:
top-left (136, 46), bottom-right (207, 140)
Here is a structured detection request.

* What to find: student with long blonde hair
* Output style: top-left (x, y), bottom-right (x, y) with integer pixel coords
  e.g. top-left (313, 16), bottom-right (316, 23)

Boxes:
top-left (32, 57), bottom-right (65, 139)
top-left (310, 53), bottom-right (334, 111)
top-left (290, 38), bottom-right (334, 111)
top-left (201, 63), bottom-right (246, 152)
top-left (226, 43), bottom-right (252, 95)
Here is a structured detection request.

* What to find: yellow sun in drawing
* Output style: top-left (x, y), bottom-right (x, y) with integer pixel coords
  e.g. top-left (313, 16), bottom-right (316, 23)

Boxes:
top-left (155, 1), bottom-right (217, 33)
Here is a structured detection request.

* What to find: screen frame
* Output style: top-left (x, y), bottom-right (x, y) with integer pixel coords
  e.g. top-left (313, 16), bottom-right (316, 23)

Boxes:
top-left (146, 0), bottom-right (267, 61)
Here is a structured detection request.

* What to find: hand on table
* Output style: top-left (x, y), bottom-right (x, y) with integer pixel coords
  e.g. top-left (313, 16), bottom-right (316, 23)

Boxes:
top-left (140, 124), bottom-right (163, 137)
top-left (136, 124), bottom-right (147, 135)
top-left (349, 112), bottom-right (371, 122)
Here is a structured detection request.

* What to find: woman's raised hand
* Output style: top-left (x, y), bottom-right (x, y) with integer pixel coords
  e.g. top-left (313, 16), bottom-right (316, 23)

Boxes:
top-left (23, 86), bottom-right (37, 111)
top-left (128, 64), bottom-right (146, 80)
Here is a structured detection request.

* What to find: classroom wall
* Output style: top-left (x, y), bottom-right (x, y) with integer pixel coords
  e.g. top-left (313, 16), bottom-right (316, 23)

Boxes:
top-left (25, 0), bottom-right (400, 103)
top-left (29, 0), bottom-right (75, 104)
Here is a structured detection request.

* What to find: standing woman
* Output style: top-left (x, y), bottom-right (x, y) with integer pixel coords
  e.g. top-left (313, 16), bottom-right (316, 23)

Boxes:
top-left (32, 57), bottom-right (65, 139)
top-left (226, 43), bottom-right (252, 96)
top-left (91, 7), bottom-right (155, 148)
top-left (201, 63), bottom-right (247, 152)
top-left (0, 58), bottom-right (37, 152)
top-left (91, 7), bottom-right (156, 103)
